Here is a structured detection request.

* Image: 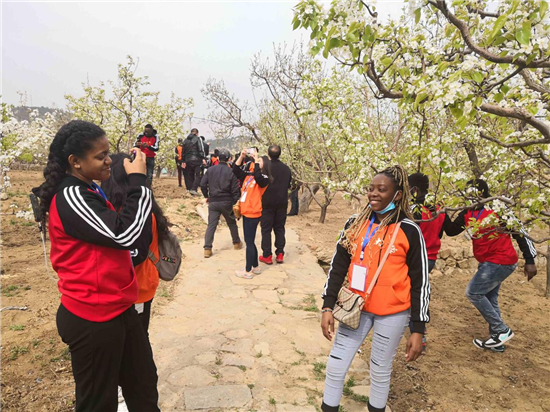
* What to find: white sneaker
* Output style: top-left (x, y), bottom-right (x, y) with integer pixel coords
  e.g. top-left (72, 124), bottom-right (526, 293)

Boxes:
top-left (480, 328), bottom-right (514, 348)
top-left (251, 266), bottom-right (261, 275)
top-left (235, 270), bottom-right (253, 279)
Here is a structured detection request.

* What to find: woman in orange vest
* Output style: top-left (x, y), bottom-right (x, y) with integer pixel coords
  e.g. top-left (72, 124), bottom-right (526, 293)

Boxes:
top-left (232, 148), bottom-right (272, 279)
top-left (102, 153), bottom-right (171, 334)
top-left (320, 165), bottom-right (430, 412)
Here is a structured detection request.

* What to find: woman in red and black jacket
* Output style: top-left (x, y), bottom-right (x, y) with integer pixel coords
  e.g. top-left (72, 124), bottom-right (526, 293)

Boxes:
top-left (445, 179), bottom-right (537, 352)
top-left (34, 120), bottom-right (159, 412)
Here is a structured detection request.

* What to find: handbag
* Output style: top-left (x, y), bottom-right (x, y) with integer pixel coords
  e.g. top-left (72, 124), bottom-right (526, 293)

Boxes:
top-left (233, 201), bottom-right (241, 220)
top-left (332, 222), bottom-right (402, 330)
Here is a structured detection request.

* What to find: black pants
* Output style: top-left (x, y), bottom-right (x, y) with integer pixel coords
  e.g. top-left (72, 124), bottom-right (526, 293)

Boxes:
top-left (145, 157), bottom-right (155, 186)
top-left (261, 206), bottom-right (287, 257)
top-left (137, 299), bottom-right (153, 336)
top-left (243, 216), bottom-right (260, 272)
top-left (288, 189), bottom-right (299, 215)
top-left (204, 201), bottom-right (240, 249)
top-left (56, 304), bottom-right (160, 412)
top-left (186, 159), bottom-right (202, 191)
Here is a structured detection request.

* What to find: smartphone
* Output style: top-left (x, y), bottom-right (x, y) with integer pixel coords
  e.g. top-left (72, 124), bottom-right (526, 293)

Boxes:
top-left (246, 147), bottom-right (257, 156)
top-left (131, 150), bottom-right (137, 162)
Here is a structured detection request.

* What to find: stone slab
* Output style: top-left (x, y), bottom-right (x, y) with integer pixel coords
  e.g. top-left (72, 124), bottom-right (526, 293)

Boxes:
top-left (184, 385), bottom-right (252, 409)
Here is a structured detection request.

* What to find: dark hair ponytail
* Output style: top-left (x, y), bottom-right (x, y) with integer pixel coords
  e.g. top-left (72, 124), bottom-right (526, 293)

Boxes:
top-left (101, 153), bottom-right (171, 242)
top-left (33, 120), bottom-right (106, 224)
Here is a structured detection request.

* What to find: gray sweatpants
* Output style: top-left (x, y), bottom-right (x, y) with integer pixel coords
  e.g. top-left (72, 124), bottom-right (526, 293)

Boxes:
top-left (204, 201), bottom-right (240, 250)
top-left (323, 310), bottom-right (410, 410)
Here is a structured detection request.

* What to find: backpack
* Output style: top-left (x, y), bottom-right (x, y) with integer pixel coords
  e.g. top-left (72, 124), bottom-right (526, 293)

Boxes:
top-left (148, 229), bottom-right (182, 281)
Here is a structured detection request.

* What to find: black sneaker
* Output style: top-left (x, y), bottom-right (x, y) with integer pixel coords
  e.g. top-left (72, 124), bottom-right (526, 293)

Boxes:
top-left (473, 339), bottom-right (506, 353)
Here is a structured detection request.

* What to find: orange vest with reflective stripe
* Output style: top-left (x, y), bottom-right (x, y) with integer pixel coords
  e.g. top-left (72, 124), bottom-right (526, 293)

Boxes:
top-left (135, 214), bottom-right (160, 303)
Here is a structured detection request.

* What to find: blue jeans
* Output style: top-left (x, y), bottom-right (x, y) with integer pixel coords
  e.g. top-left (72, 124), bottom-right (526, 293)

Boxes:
top-left (242, 216), bottom-right (260, 272)
top-left (466, 261), bottom-right (517, 334)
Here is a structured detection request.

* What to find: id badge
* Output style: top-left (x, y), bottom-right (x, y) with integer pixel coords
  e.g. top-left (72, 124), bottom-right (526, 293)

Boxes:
top-left (240, 191), bottom-right (248, 203)
top-left (350, 264), bottom-right (368, 292)
top-left (134, 303), bottom-right (144, 314)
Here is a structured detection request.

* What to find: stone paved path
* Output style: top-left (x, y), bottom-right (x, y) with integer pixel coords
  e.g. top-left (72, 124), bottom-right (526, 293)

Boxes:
top-left (149, 208), bottom-right (373, 411)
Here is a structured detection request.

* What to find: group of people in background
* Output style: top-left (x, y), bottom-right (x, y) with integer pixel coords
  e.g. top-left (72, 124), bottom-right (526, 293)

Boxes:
top-left (33, 119), bottom-right (538, 412)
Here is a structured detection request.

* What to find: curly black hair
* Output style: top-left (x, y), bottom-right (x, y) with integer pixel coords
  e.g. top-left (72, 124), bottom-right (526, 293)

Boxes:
top-left (33, 120), bottom-right (106, 226)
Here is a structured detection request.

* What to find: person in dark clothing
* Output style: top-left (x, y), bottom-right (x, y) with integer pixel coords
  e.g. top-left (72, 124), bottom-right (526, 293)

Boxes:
top-left (200, 149), bottom-right (242, 258)
top-left (288, 178), bottom-right (301, 216)
top-left (445, 179), bottom-right (537, 352)
top-left (175, 138), bottom-right (184, 187)
top-left (259, 145), bottom-right (292, 265)
top-left (182, 128), bottom-right (206, 195)
top-left (407, 173), bottom-right (453, 353)
top-left (135, 124), bottom-right (159, 187)
top-left (199, 136), bottom-right (210, 179)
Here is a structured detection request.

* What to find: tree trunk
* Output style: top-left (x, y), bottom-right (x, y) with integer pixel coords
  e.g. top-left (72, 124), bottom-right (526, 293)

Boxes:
top-left (299, 184), bottom-right (320, 214)
top-left (546, 229), bottom-right (550, 298)
top-left (156, 166), bottom-right (162, 179)
top-left (319, 204), bottom-right (328, 224)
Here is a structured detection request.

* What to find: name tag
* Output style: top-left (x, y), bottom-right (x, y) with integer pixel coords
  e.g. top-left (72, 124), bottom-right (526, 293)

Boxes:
top-left (240, 192), bottom-right (248, 203)
top-left (351, 264), bottom-right (368, 292)
top-left (135, 303), bottom-right (144, 314)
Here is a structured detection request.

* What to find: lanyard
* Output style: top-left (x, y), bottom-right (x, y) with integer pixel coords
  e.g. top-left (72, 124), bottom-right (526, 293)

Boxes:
top-left (473, 208), bottom-right (484, 221)
top-left (243, 176), bottom-right (254, 193)
top-left (360, 215), bottom-right (379, 262)
top-left (91, 183), bottom-right (107, 201)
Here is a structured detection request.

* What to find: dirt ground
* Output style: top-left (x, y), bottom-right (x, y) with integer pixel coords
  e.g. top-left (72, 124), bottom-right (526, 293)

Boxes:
top-left (1, 171), bottom-right (549, 412)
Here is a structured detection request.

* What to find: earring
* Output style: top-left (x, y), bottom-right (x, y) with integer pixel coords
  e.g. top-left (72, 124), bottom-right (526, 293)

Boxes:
top-left (75, 165), bottom-right (80, 169)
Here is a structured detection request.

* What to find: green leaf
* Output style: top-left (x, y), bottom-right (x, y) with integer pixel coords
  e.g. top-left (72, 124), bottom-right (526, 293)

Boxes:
top-left (414, 92), bottom-right (428, 109)
top-left (494, 92), bottom-right (504, 102)
top-left (414, 8), bottom-right (421, 24)
top-left (490, 14), bottom-right (507, 40)
top-left (501, 84), bottom-right (510, 94)
top-left (293, 18), bottom-right (301, 31)
top-left (381, 57), bottom-right (393, 67)
top-left (510, 0), bottom-right (520, 14)
top-left (516, 21), bottom-right (531, 45)
top-left (474, 96), bottom-right (483, 107)
top-left (541, 1), bottom-right (548, 19)
top-left (450, 105), bottom-right (463, 119)
top-left (472, 72), bottom-right (484, 84)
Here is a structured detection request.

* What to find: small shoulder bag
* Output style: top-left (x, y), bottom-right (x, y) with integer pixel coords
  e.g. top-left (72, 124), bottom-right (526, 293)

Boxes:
top-left (332, 222), bottom-right (401, 330)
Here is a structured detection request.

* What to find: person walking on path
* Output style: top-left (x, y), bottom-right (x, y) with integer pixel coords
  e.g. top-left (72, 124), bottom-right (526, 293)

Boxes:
top-left (259, 145), bottom-right (292, 265)
top-left (34, 120), bottom-right (160, 412)
top-left (175, 138), bottom-right (185, 188)
top-left (320, 165), bottom-right (429, 412)
top-left (136, 124), bottom-right (159, 187)
top-left (232, 148), bottom-right (272, 279)
top-left (200, 148), bottom-right (243, 258)
top-left (444, 179), bottom-right (537, 353)
top-left (182, 128), bottom-right (206, 195)
top-left (102, 153), bottom-right (172, 336)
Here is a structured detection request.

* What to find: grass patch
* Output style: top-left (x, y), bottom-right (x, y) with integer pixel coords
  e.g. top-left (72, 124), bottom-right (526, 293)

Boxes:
top-left (9, 324), bottom-right (25, 331)
top-left (247, 383), bottom-right (255, 390)
top-left (2, 285), bottom-right (19, 297)
top-left (237, 365), bottom-right (247, 371)
top-left (256, 351), bottom-right (263, 358)
top-left (313, 361), bottom-right (326, 380)
top-left (269, 397), bottom-right (276, 405)
top-left (9, 345), bottom-right (29, 360)
top-left (342, 377), bottom-right (368, 403)
top-left (215, 355), bottom-right (222, 365)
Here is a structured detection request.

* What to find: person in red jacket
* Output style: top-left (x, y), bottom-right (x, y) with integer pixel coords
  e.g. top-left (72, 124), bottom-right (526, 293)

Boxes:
top-left (135, 124), bottom-right (159, 187)
top-left (34, 120), bottom-right (159, 412)
top-left (445, 179), bottom-right (537, 352)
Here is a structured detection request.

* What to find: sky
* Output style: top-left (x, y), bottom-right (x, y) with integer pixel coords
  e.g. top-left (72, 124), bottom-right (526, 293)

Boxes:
top-left (2, 0), bottom-right (406, 136)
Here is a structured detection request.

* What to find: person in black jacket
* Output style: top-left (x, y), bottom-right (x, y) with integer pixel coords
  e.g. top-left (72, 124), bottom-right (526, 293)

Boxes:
top-left (201, 149), bottom-right (242, 258)
top-left (182, 128), bottom-right (206, 195)
top-left (259, 145), bottom-right (292, 264)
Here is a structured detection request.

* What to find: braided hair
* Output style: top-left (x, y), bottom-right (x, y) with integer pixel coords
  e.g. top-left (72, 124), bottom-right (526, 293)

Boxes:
top-left (33, 120), bottom-right (106, 226)
top-left (340, 165), bottom-right (413, 255)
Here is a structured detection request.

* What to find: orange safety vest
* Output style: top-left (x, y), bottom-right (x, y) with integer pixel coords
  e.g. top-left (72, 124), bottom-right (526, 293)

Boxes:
top-left (134, 214), bottom-right (160, 303)
top-left (347, 221), bottom-right (412, 316)
top-left (176, 145), bottom-right (183, 161)
top-left (239, 163), bottom-right (267, 219)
